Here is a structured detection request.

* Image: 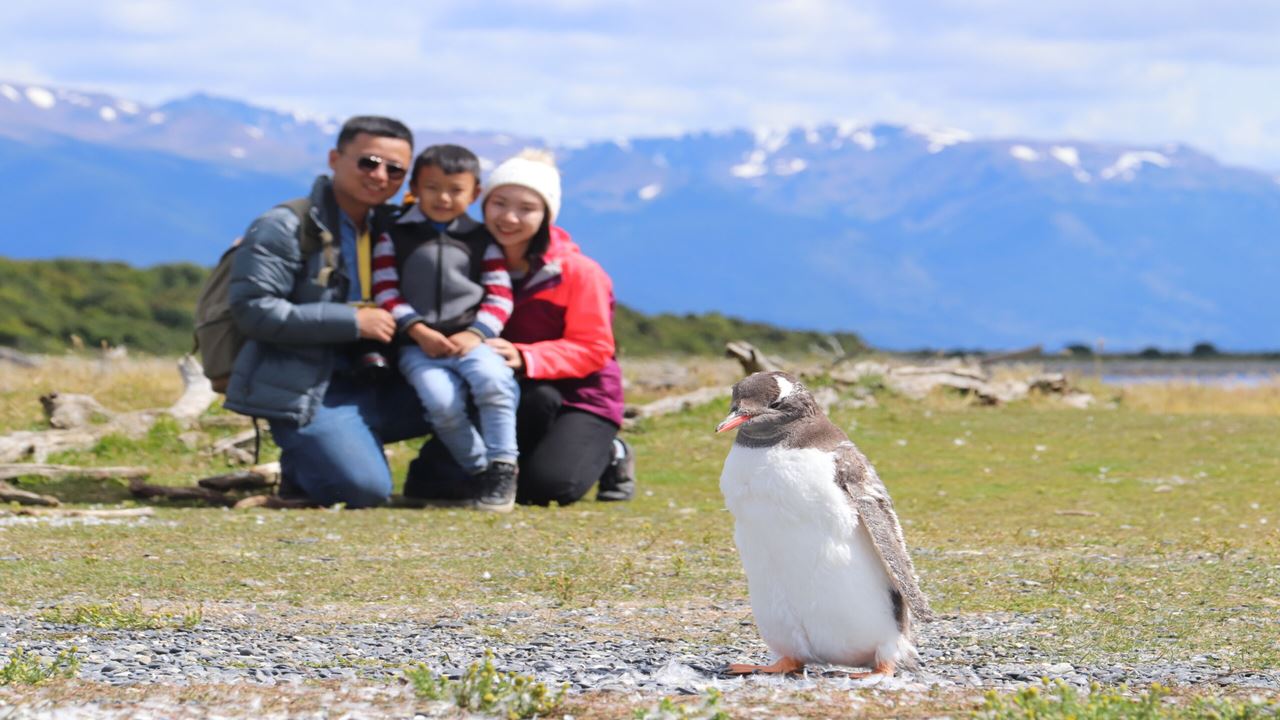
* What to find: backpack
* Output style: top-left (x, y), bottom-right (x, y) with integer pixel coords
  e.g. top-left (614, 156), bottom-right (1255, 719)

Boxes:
top-left (193, 197), bottom-right (338, 393)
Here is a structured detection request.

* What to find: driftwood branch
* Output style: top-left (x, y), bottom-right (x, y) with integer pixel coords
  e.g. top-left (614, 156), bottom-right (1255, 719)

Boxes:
top-left (0, 480), bottom-right (61, 506)
top-left (0, 355), bottom-right (218, 463)
top-left (0, 464), bottom-right (150, 482)
top-left (624, 386), bottom-right (732, 422)
top-left (725, 341), bottom-right (783, 374)
top-left (197, 469), bottom-right (276, 493)
top-left (128, 478), bottom-right (237, 506)
top-left (2, 506), bottom-right (155, 519)
top-left (0, 347), bottom-right (39, 368)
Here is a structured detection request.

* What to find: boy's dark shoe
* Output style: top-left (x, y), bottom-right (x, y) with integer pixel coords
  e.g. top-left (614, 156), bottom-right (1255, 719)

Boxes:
top-left (596, 437), bottom-right (636, 502)
top-left (476, 461), bottom-right (518, 513)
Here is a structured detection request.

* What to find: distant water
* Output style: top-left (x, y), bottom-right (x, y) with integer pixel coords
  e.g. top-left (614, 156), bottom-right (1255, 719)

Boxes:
top-left (1010, 359), bottom-right (1280, 387)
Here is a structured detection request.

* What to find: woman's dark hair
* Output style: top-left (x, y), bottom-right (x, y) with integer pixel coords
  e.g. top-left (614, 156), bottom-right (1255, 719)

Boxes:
top-left (410, 144), bottom-right (481, 187)
top-left (335, 116), bottom-right (413, 150)
top-left (526, 213), bottom-right (552, 260)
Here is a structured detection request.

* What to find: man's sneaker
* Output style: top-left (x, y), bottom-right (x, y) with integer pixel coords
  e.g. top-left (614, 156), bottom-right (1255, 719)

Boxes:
top-left (476, 461), bottom-right (518, 513)
top-left (596, 437), bottom-right (636, 502)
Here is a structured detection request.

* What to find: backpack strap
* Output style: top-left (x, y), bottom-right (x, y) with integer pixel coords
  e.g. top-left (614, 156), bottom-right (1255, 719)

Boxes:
top-left (276, 197), bottom-right (339, 287)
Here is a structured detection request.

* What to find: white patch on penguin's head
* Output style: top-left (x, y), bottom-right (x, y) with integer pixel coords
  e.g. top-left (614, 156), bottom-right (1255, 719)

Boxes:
top-left (774, 375), bottom-right (795, 402)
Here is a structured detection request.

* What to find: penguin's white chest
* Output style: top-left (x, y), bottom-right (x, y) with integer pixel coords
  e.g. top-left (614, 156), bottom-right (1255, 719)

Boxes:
top-left (720, 444), bottom-right (904, 667)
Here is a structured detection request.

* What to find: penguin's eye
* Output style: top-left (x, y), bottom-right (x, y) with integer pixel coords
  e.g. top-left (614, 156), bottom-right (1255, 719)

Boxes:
top-left (768, 398), bottom-right (783, 409)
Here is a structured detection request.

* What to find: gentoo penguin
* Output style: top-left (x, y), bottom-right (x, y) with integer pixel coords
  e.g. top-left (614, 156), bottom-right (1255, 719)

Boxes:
top-left (716, 371), bottom-right (932, 678)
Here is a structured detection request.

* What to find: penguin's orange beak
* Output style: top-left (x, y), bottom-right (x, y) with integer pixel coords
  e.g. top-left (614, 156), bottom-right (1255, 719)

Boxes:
top-left (716, 411), bottom-right (751, 433)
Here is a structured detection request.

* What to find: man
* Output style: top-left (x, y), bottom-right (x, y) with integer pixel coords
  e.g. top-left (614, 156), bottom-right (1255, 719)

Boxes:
top-left (224, 116), bottom-right (428, 507)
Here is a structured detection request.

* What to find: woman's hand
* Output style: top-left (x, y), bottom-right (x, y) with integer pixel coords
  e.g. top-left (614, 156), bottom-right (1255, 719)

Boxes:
top-left (485, 338), bottom-right (525, 371)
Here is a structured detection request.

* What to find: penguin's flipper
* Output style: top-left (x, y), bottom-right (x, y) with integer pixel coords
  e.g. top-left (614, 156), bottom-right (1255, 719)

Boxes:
top-left (833, 442), bottom-right (935, 624)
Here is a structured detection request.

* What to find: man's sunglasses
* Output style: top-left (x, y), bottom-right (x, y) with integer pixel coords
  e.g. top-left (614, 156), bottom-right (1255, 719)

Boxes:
top-left (356, 154), bottom-right (407, 180)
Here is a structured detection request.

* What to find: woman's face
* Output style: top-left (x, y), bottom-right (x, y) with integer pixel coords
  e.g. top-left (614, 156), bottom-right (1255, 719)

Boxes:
top-left (484, 185), bottom-right (547, 255)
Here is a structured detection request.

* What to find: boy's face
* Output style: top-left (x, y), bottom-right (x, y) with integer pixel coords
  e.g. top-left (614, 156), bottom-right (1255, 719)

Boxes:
top-left (414, 165), bottom-right (481, 223)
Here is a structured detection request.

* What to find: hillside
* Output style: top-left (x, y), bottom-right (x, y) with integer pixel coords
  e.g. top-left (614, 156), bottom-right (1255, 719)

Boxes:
top-left (4, 80), bottom-right (1279, 350)
top-left (0, 257), bottom-right (865, 358)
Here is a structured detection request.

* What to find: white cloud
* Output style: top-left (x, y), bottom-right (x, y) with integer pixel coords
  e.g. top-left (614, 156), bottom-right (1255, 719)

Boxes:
top-left (2, 0), bottom-right (1280, 168)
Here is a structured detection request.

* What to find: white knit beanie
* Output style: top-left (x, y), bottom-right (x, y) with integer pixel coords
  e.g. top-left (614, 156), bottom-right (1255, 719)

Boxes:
top-left (481, 149), bottom-right (562, 223)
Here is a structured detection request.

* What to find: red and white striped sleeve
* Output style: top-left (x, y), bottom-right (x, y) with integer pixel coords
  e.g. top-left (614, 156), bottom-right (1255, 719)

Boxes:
top-left (469, 242), bottom-right (513, 338)
top-left (370, 231), bottom-right (422, 331)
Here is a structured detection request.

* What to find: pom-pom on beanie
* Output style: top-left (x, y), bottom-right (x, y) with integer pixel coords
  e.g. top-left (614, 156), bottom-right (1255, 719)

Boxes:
top-left (481, 149), bottom-right (562, 223)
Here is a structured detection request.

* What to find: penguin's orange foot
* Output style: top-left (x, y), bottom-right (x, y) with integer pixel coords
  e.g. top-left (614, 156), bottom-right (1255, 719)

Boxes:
top-left (848, 660), bottom-right (895, 679)
top-left (726, 656), bottom-right (805, 675)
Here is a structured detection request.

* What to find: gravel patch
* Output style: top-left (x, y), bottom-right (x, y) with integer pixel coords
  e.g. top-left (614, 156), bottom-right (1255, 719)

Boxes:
top-left (3, 603), bottom-right (1276, 698)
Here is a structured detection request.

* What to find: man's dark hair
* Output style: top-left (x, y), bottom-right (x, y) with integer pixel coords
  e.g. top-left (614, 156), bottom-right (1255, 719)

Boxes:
top-left (411, 144), bottom-right (482, 186)
top-left (335, 116), bottom-right (413, 151)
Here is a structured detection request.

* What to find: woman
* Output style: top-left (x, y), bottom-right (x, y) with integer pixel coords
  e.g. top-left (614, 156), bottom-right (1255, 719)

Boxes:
top-left (480, 150), bottom-right (632, 506)
top-left (403, 150), bottom-right (633, 506)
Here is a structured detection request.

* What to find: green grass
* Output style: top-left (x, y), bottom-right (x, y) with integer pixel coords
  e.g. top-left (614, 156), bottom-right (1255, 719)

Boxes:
top-left (1, 361), bottom-right (1278, 715)
top-left (975, 680), bottom-right (1280, 719)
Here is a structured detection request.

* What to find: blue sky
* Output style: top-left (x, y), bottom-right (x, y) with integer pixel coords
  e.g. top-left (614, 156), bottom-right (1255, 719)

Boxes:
top-left (4, 0), bottom-right (1280, 169)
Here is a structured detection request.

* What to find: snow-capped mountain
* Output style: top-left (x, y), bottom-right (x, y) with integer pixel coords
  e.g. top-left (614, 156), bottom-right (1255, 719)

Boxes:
top-left (2, 80), bottom-right (1277, 351)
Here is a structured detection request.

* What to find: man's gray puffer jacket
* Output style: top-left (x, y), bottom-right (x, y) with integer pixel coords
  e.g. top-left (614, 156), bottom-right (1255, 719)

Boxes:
top-left (223, 176), bottom-right (366, 425)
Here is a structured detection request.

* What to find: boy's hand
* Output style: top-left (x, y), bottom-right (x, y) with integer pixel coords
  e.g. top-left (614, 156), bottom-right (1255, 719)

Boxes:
top-left (407, 323), bottom-right (458, 358)
top-left (448, 331), bottom-right (482, 355)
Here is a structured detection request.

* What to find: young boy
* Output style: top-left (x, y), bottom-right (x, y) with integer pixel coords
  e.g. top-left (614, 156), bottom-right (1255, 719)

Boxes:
top-left (371, 144), bottom-right (519, 512)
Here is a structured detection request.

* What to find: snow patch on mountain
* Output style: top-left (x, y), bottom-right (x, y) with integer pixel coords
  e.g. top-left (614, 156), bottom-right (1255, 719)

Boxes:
top-left (1050, 146), bottom-right (1092, 181)
top-left (835, 121), bottom-right (876, 150)
top-left (1010, 145), bottom-right (1041, 162)
top-left (638, 183), bottom-right (662, 200)
top-left (244, 126), bottom-right (265, 140)
top-left (911, 125), bottom-right (972, 153)
top-left (754, 126), bottom-right (790, 154)
top-left (1100, 151), bottom-right (1171, 181)
top-left (117, 100), bottom-right (140, 115)
top-left (775, 158), bottom-right (807, 176)
top-left (25, 86), bottom-right (56, 109)
top-left (731, 149), bottom-right (768, 178)
top-left (99, 106), bottom-right (117, 122)
top-left (62, 92), bottom-right (93, 108)
top-left (1, 84), bottom-right (19, 102)
top-left (1050, 146), bottom-right (1080, 167)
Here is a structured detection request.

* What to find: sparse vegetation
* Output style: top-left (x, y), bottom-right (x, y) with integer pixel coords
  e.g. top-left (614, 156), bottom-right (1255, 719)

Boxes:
top-left (633, 689), bottom-right (731, 720)
top-left (0, 647), bottom-right (80, 685)
top-left (405, 649), bottom-right (567, 719)
top-left (975, 680), bottom-right (1280, 719)
top-left (38, 602), bottom-right (202, 630)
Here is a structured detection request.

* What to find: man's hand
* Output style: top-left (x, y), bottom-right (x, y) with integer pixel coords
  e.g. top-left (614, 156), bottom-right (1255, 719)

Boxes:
top-left (408, 323), bottom-right (459, 358)
top-left (448, 331), bottom-right (482, 356)
top-left (485, 338), bottom-right (524, 371)
top-left (356, 307), bottom-right (396, 343)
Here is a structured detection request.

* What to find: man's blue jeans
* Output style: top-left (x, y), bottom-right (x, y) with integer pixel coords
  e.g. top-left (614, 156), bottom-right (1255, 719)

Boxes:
top-left (268, 373), bottom-right (430, 508)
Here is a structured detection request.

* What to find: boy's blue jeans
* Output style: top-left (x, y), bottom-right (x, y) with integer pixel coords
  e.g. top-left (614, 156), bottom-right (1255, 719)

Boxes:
top-left (268, 372), bottom-right (431, 508)
top-left (398, 342), bottom-right (519, 474)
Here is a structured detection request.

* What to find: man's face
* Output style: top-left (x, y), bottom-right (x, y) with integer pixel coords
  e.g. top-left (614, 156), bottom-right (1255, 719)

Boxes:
top-left (328, 133), bottom-right (413, 212)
